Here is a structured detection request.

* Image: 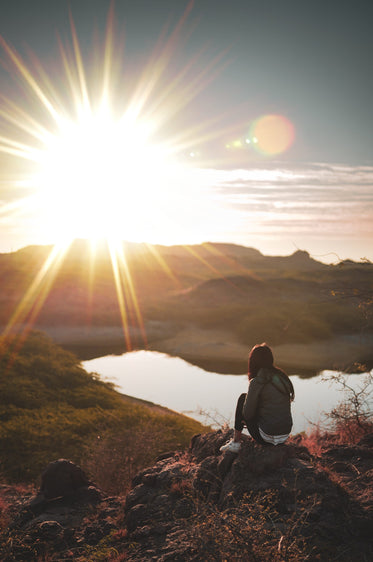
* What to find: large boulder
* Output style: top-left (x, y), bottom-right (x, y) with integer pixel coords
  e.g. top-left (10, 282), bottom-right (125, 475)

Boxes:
top-left (122, 429), bottom-right (373, 560)
top-left (1, 460), bottom-right (122, 561)
top-left (40, 459), bottom-right (91, 499)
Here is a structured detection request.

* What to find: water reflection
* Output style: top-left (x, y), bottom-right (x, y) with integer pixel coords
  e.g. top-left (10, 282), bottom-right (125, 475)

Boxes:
top-left (83, 350), bottom-right (371, 434)
top-left (68, 342), bottom-right (320, 377)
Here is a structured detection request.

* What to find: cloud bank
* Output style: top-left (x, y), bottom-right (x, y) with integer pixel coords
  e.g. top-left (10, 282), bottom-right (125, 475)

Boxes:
top-left (204, 162), bottom-right (373, 261)
top-left (1, 162), bottom-right (372, 262)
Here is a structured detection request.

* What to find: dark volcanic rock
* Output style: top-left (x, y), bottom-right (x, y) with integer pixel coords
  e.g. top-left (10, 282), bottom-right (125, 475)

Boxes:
top-left (40, 458), bottom-right (91, 499)
top-left (0, 460), bottom-right (122, 562)
top-left (1, 432), bottom-right (373, 561)
top-left (121, 429), bottom-right (373, 561)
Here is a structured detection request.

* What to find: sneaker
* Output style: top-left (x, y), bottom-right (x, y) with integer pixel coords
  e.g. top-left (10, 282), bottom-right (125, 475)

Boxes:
top-left (219, 439), bottom-right (241, 453)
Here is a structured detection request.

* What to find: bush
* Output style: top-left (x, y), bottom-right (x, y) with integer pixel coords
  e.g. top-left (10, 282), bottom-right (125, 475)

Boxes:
top-left (0, 331), bottom-right (206, 483)
top-left (320, 370), bottom-right (373, 443)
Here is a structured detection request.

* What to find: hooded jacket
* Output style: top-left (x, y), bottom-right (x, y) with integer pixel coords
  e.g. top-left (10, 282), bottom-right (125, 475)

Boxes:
top-left (242, 367), bottom-right (293, 436)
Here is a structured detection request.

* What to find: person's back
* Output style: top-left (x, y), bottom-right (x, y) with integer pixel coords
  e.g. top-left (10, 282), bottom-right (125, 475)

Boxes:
top-left (251, 367), bottom-right (293, 436)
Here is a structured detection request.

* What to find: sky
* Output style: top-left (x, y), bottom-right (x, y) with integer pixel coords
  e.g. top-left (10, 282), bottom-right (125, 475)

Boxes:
top-left (0, 0), bottom-right (372, 262)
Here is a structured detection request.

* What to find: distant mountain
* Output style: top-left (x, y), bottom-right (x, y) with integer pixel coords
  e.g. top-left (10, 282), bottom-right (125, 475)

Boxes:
top-left (154, 243), bottom-right (325, 272)
top-left (1, 240), bottom-right (372, 365)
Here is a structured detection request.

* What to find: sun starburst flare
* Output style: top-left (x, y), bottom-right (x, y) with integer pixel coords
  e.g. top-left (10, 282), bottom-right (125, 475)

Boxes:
top-left (0, 4), bottom-right (242, 347)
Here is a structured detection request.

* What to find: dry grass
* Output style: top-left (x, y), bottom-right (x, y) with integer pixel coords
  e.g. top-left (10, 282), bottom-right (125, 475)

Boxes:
top-left (0, 496), bottom-right (11, 531)
top-left (83, 421), bottom-right (183, 496)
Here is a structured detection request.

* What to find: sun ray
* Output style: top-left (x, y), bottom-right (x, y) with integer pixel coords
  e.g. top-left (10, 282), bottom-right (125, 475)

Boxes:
top-left (2, 242), bottom-right (72, 337)
top-left (0, 134), bottom-right (41, 161)
top-left (0, 3), bottom-right (236, 348)
top-left (108, 242), bottom-right (132, 350)
top-left (0, 194), bottom-right (40, 219)
top-left (101, 2), bottom-right (115, 105)
top-left (201, 242), bottom-right (258, 278)
top-left (120, 5), bottom-right (189, 123)
top-left (180, 243), bottom-right (257, 296)
top-left (0, 36), bottom-right (60, 123)
top-left (182, 244), bottom-right (226, 279)
top-left (115, 243), bottom-right (147, 346)
top-left (0, 97), bottom-right (50, 143)
top-left (145, 244), bottom-right (181, 288)
top-left (84, 240), bottom-right (101, 326)
top-left (68, 8), bottom-right (91, 115)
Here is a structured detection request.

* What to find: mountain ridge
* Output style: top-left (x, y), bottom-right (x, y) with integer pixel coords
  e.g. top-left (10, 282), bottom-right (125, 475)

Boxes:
top-left (1, 240), bottom-right (372, 374)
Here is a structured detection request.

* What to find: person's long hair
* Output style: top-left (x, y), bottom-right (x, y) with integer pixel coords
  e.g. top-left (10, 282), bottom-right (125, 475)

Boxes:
top-left (248, 343), bottom-right (295, 400)
top-left (248, 343), bottom-right (274, 380)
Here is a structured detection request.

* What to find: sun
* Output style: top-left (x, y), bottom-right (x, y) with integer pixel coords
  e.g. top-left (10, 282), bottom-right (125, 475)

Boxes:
top-left (0, 5), bottom-right (227, 250)
top-left (0, 6), bottom-right (234, 347)
top-left (36, 110), bottom-right (176, 243)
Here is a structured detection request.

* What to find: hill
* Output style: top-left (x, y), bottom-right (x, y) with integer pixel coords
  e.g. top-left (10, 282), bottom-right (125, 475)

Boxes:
top-left (1, 240), bottom-right (373, 373)
top-left (0, 331), bottom-right (205, 484)
top-left (0, 324), bottom-right (372, 560)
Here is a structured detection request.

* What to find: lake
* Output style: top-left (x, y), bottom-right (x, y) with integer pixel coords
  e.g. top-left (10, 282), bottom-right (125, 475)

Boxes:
top-left (83, 350), bottom-right (372, 434)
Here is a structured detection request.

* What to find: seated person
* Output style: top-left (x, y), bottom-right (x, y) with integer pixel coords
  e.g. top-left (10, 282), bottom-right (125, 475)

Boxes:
top-left (220, 343), bottom-right (295, 452)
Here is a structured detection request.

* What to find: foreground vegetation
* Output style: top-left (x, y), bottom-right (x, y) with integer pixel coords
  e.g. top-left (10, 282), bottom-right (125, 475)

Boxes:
top-left (1, 420), bottom-right (372, 561)
top-left (0, 331), bottom-right (206, 488)
top-left (0, 328), bottom-right (372, 560)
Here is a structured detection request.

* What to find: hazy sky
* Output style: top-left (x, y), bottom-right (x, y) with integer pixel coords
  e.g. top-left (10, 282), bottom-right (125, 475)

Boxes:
top-left (0, 0), bottom-right (372, 261)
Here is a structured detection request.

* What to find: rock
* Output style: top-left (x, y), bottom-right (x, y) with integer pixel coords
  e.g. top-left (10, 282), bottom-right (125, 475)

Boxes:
top-left (190, 429), bottom-right (227, 462)
top-left (125, 484), bottom-right (155, 510)
top-left (1, 432), bottom-right (373, 561)
top-left (193, 456), bottom-right (220, 499)
top-left (0, 460), bottom-right (116, 562)
top-left (126, 503), bottom-right (148, 533)
top-left (322, 444), bottom-right (373, 461)
top-left (40, 459), bottom-right (91, 499)
top-left (173, 497), bottom-right (193, 519)
top-left (37, 520), bottom-right (64, 540)
top-left (119, 430), bottom-right (373, 560)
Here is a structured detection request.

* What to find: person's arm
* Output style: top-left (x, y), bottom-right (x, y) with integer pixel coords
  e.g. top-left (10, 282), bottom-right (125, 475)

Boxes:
top-left (242, 379), bottom-right (262, 421)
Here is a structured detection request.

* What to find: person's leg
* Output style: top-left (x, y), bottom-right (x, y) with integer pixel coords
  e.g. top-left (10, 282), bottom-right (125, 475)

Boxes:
top-left (245, 419), bottom-right (270, 445)
top-left (233, 393), bottom-right (246, 441)
top-left (220, 394), bottom-right (247, 452)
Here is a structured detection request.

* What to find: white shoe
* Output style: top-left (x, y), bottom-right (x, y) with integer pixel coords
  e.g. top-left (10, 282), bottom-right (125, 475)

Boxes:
top-left (219, 439), bottom-right (241, 453)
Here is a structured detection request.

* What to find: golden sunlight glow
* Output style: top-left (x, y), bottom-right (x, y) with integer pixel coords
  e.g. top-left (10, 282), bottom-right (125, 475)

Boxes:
top-left (0, 3), bottom-right (228, 249)
top-left (36, 112), bottom-right (176, 242)
top-left (0, 5), bottom-right (238, 350)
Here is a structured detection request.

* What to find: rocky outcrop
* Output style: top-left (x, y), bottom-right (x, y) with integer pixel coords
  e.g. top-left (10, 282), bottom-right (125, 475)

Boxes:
top-left (123, 430), bottom-right (373, 560)
top-left (0, 459), bottom-right (124, 561)
top-left (1, 432), bottom-right (373, 561)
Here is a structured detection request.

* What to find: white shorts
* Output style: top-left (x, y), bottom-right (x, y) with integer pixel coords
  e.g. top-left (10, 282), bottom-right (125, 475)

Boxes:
top-left (259, 427), bottom-right (289, 445)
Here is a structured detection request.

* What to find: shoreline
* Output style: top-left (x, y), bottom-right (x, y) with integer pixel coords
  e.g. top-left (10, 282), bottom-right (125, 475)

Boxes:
top-left (11, 323), bottom-right (373, 376)
top-left (148, 328), bottom-right (373, 375)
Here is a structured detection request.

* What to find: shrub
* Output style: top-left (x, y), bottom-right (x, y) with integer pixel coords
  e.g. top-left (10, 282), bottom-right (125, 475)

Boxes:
top-left (0, 331), bottom-right (205, 483)
top-left (321, 370), bottom-right (373, 443)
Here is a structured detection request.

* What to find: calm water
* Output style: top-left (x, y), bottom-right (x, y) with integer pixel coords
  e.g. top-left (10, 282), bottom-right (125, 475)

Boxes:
top-left (83, 350), bottom-right (371, 434)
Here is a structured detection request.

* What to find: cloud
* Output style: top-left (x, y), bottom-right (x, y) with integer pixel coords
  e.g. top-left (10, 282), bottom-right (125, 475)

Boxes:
top-left (1, 160), bottom-right (372, 261)
top-left (209, 162), bottom-right (373, 233)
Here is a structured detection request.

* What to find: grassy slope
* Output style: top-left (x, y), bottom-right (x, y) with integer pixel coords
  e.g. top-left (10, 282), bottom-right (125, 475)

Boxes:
top-left (0, 331), bottom-right (206, 484)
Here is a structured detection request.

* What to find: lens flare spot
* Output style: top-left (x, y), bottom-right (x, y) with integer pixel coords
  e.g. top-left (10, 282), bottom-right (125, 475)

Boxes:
top-left (250, 114), bottom-right (295, 155)
top-left (232, 139), bottom-right (243, 148)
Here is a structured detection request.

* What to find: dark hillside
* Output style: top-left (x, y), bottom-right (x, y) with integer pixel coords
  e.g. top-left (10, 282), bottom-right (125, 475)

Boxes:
top-left (0, 331), bottom-right (205, 483)
top-left (179, 275), bottom-right (265, 304)
top-left (0, 241), bottom-right (372, 370)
